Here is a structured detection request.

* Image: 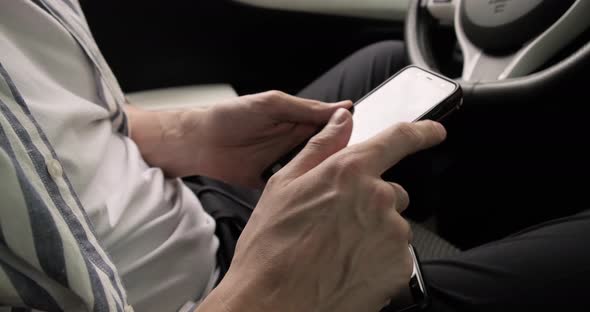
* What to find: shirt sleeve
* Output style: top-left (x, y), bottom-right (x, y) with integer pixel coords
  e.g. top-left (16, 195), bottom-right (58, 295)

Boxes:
top-left (0, 147), bottom-right (63, 311)
top-left (0, 64), bottom-right (130, 311)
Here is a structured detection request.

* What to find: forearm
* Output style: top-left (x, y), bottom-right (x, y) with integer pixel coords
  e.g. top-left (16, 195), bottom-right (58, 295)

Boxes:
top-left (124, 104), bottom-right (207, 177)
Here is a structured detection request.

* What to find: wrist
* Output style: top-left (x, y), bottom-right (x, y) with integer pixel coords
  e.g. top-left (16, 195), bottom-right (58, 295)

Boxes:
top-left (197, 270), bottom-right (279, 312)
top-left (126, 105), bottom-right (208, 177)
top-left (166, 108), bottom-right (208, 176)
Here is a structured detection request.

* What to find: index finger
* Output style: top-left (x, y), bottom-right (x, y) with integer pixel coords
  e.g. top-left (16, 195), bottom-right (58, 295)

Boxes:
top-left (264, 91), bottom-right (353, 124)
top-left (352, 120), bottom-right (447, 175)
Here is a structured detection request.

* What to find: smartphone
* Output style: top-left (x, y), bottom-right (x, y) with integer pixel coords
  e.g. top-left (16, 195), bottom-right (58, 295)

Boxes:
top-left (262, 65), bottom-right (463, 181)
top-left (347, 65), bottom-right (462, 146)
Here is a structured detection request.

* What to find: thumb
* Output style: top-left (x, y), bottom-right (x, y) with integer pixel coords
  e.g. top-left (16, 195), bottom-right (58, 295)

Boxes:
top-left (282, 108), bottom-right (353, 180)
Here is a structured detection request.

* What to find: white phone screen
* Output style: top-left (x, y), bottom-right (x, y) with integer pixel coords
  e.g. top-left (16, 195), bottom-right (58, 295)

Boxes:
top-left (348, 67), bottom-right (457, 146)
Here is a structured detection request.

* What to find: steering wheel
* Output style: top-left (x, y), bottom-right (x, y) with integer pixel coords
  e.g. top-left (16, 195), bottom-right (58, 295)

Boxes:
top-left (405, 0), bottom-right (590, 103)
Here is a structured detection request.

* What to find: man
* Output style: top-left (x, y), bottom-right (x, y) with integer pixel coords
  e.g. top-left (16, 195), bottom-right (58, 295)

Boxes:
top-left (1, 1), bottom-right (589, 312)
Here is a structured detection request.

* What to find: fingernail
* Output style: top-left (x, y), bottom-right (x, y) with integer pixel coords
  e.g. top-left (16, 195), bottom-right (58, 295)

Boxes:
top-left (330, 108), bottom-right (348, 125)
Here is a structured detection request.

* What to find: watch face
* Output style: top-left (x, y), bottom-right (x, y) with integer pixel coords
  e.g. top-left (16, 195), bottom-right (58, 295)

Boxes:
top-left (408, 245), bottom-right (427, 303)
top-left (381, 245), bottom-right (429, 312)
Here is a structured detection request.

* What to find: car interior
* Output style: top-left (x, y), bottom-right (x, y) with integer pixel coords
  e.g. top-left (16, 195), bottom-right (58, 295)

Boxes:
top-left (81, 0), bottom-right (590, 251)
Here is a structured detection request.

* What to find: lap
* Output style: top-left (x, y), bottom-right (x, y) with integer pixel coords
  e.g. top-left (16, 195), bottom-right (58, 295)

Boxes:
top-left (192, 40), bottom-right (590, 311)
top-left (297, 41), bottom-right (406, 102)
top-left (189, 173), bottom-right (590, 311)
top-left (298, 40), bottom-right (590, 311)
top-left (424, 209), bottom-right (590, 311)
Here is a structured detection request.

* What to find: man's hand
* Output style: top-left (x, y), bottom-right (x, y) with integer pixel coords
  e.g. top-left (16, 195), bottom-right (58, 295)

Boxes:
top-left (191, 91), bottom-right (351, 187)
top-left (126, 91), bottom-right (350, 187)
top-left (198, 109), bottom-right (447, 312)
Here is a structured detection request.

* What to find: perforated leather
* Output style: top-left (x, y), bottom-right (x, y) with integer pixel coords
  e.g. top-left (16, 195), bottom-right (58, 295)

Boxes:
top-left (126, 84), bottom-right (238, 111)
top-left (409, 221), bottom-right (461, 261)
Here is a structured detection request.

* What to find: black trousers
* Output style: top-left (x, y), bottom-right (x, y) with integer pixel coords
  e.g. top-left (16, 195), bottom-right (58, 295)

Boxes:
top-left (186, 41), bottom-right (590, 312)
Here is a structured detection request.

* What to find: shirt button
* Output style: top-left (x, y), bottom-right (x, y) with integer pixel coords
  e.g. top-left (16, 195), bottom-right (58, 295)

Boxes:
top-left (46, 159), bottom-right (63, 179)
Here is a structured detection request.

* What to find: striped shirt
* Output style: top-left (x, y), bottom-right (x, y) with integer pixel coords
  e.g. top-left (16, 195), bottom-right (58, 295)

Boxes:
top-left (1, 0), bottom-right (216, 311)
top-left (0, 0), bottom-right (131, 311)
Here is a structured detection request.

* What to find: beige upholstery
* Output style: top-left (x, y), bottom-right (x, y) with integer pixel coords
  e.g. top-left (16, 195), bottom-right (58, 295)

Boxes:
top-left (126, 84), bottom-right (238, 111)
top-left (233, 0), bottom-right (409, 21)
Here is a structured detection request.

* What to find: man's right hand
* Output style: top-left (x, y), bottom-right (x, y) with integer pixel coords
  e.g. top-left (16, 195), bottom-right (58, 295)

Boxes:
top-left (198, 108), bottom-right (447, 312)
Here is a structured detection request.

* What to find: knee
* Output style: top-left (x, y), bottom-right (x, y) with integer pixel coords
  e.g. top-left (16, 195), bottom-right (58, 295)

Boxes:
top-left (360, 41), bottom-right (405, 59)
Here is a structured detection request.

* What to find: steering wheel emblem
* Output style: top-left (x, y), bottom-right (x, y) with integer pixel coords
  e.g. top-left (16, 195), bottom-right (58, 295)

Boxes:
top-left (465, 0), bottom-right (542, 28)
top-left (488, 0), bottom-right (509, 14)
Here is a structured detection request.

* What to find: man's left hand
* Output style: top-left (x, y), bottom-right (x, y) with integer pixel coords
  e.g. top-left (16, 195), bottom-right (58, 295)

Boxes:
top-left (126, 91), bottom-right (351, 188)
